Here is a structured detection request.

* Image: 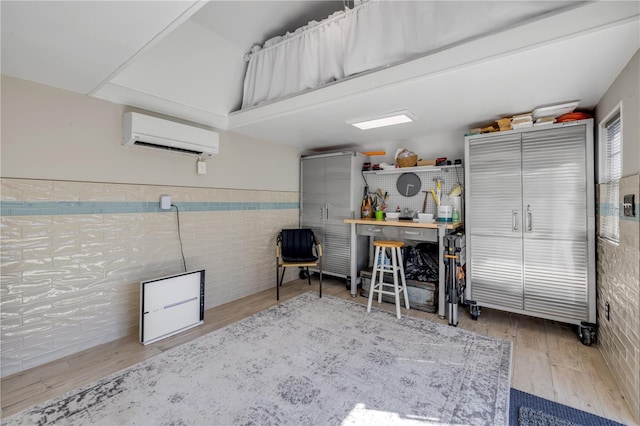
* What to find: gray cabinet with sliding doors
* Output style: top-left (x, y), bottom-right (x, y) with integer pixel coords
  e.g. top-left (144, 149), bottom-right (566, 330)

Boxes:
top-left (464, 120), bottom-right (596, 342)
top-left (300, 152), bottom-right (369, 285)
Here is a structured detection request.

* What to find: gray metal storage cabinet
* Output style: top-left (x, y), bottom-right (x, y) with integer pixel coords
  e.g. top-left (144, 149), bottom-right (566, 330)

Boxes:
top-left (464, 120), bottom-right (596, 330)
top-left (300, 152), bottom-right (369, 283)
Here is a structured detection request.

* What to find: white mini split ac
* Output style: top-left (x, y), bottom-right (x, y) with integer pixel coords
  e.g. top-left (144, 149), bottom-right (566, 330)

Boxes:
top-left (122, 112), bottom-right (219, 156)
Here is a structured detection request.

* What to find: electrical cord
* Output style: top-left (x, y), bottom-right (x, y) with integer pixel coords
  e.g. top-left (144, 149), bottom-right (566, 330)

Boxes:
top-left (361, 170), bottom-right (369, 186)
top-left (171, 204), bottom-right (187, 272)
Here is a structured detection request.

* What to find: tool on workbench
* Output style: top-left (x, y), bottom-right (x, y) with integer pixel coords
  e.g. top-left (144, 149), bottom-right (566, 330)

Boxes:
top-left (449, 183), bottom-right (462, 197)
top-left (421, 191), bottom-right (429, 212)
top-left (430, 188), bottom-right (439, 206)
top-left (433, 178), bottom-right (443, 205)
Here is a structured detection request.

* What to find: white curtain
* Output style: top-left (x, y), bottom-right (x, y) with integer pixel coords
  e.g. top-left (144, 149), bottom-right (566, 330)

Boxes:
top-left (242, 10), bottom-right (349, 109)
top-left (242, 1), bottom-right (572, 109)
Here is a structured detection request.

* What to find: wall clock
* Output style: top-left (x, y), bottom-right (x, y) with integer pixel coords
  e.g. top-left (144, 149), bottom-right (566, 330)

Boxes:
top-left (396, 173), bottom-right (421, 197)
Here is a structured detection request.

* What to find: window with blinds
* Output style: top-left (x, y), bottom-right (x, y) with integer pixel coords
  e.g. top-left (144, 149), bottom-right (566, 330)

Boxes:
top-left (599, 108), bottom-right (622, 243)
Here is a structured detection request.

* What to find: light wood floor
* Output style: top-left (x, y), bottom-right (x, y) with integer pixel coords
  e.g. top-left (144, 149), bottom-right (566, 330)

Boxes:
top-left (1, 277), bottom-right (637, 424)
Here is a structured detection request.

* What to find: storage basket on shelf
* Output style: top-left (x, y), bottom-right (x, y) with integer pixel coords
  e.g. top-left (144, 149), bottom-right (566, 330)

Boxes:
top-left (396, 155), bottom-right (418, 167)
top-left (395, 148), bottom-right (418, 167)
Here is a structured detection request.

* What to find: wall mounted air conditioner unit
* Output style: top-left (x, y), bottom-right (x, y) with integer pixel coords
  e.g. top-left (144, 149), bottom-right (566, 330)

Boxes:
top-left (122, 112), bottom-right (219, 156)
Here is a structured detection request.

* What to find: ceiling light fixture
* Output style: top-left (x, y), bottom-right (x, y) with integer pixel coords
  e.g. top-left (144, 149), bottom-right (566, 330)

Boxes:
top-left (348, 110), bottom-right (415, 130)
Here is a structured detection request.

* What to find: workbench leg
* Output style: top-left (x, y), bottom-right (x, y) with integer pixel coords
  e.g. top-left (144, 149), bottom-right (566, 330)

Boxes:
top-left (350, 223), bottom-right (358, 297)
top-left (438, 226), bottom-right (446, 319)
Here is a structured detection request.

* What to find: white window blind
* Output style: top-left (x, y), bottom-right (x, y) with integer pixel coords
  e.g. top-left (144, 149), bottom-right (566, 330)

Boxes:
top-left (600, 111), bottom-right (621, 243)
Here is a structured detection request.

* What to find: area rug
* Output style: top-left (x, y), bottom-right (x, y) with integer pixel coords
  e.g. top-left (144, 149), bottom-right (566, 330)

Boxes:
top-left (3, 293), bottom-right (512, 426)
top-left (509, 388), bottom-right (625, 426)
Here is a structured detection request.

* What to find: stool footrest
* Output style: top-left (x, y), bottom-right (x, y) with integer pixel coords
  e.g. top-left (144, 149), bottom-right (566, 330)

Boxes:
top-left (373, 266), bottom-right (401, 272)
top-left (372, 281), bottom-right (405, 289)
top-left (371, 288), bottom-right (406, 297)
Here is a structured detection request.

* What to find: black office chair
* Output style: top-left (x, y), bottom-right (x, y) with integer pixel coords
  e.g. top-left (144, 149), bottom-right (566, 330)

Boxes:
top-left (276, 229), bottom-right (323, 300)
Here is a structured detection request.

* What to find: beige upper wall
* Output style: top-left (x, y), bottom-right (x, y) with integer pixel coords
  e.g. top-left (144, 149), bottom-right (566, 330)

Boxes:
top-left (1, 75), bottom-right (302, 191)
top-left (5, 50), bottom-right (636, 189)
top-left (595, 49), bottom-right (640, 177)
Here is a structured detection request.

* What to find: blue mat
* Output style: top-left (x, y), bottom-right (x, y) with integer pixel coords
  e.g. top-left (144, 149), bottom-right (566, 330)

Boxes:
top-left (509, 388), bottom-right (625, 426)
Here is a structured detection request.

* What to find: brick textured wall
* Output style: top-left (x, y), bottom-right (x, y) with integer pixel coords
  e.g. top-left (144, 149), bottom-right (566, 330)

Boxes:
top-left (597, 174), bottom-right (640, 422)
top-left (0, 178), bottom-right (299, 377)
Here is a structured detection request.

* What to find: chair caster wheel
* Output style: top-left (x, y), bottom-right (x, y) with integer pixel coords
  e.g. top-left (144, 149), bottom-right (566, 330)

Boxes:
top-left (299, 269), bottom-right (309, 279)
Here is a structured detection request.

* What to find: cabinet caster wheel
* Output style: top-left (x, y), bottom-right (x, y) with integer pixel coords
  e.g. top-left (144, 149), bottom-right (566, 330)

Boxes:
top-left (469, 301), bottom-right (480, 321)
top-left (578, 322), bottom-right (597, 346)
top-left (299, 269), bottom-right (309, 279)
top-left (345, 279), bottom-right (351, 291)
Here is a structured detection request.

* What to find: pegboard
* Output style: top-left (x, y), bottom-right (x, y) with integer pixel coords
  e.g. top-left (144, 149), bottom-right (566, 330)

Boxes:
top-left (363, 165), bottom-right (464, 216)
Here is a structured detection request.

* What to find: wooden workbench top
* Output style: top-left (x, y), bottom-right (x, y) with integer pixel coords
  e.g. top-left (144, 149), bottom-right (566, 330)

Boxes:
top-left (344, 218), bottom-right (463, 230)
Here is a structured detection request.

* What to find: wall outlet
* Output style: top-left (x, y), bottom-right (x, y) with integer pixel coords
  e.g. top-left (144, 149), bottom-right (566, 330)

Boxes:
top-left (623, 194), bottom-right (635, 217)
top-left (160, 195), bottom-right (171, 210)
top-left (197, 160), bottom-right (207, 175)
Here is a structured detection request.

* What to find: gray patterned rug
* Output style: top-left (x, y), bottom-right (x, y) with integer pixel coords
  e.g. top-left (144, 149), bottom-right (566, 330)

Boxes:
top-left (2, 293), bottom-right (512, 426)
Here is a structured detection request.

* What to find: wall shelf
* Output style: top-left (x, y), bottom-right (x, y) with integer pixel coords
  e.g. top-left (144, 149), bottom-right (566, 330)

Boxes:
top-left (363, 164), bottom-right (463, 175)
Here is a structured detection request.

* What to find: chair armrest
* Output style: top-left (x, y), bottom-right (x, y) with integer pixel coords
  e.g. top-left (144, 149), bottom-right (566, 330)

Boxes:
top-left (312, 234), bottom-right (322, 258)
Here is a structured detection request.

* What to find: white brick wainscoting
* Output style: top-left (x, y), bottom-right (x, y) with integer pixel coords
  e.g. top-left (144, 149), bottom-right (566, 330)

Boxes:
top-left (0, 178), bottom-right (299, 377)
top-left (597, 174), bottom-right (640, 421)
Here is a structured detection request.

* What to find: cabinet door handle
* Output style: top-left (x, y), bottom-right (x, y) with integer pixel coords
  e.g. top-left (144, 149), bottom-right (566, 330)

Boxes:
top-left (403, 230), bottom-right (420, 235)
top-left (527, 212), bottom-right (533, 232)
top-left (512, 210), bottom-right (519, 231)
top-left (320, 207), bottom-right (324, 221)
top-left (366, 228), bottom-right (382, 233)
top-left (326, 207), bottom-right (329, 220)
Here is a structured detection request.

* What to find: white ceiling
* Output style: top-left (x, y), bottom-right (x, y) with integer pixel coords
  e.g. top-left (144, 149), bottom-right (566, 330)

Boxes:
top-left (2, 1), bottom-right (639, 151)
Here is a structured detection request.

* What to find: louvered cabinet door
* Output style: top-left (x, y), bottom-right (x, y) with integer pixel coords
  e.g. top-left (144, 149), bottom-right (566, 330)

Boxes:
top-left (323, 155), bottom-right (355, 276)
top-left (467, 133), bottom-right (524, 310)
top-left (301, 157), bottom-right (326, 227)
top-left (324, 155), bottom-right (352, 224)
top-left (322, 223), bottom-right (351, 276)
top-left (521, 125), bottom-right (590, 321)
top-left (301, 153), bottom-right (359, 278)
